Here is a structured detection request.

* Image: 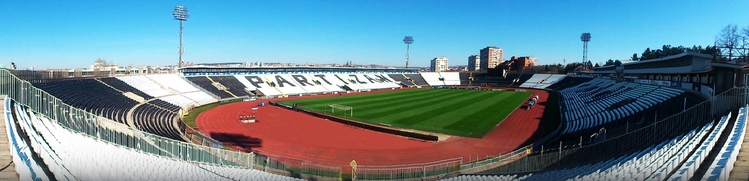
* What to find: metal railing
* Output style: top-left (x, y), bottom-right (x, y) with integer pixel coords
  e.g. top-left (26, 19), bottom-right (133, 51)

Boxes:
top-left (0, 68), bottom-right (535, 180)
top-left (0, 69), bottom-right (342, 179)
top-left (5, 67), bottom-right (745, 180)
top-left (477, 86), bottom-right (747, 174)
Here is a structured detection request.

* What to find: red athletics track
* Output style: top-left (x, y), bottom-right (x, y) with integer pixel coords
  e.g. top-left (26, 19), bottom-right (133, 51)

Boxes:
top-left (197, 88), bottom-right (548, 167)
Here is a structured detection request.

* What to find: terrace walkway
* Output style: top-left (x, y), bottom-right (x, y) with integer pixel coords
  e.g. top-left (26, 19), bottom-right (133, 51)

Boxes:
top-left (729, 118), bottom-right (749, 181)
top-left (0, 97), bottom-right (19, 181)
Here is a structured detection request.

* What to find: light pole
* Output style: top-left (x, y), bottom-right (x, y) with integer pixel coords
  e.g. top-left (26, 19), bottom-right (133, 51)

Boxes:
top-left (580, 33), bottom-right (591, 69)
top-left (173, 6), bottom-right (190, 68)
top-left (403, 36), bottom-right (414, 68)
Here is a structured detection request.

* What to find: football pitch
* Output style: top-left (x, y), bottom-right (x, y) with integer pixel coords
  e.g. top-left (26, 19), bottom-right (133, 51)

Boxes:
top-left (277, 89), bottom-right (532, 138)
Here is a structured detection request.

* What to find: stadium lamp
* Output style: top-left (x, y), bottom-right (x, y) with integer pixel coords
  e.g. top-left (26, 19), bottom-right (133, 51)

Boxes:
top-left (403, 36), bottom-right (414, 68)
top-left (173, 6), bottom-right (190, 68)
top-left (580, 33), bottom-right (591, 69)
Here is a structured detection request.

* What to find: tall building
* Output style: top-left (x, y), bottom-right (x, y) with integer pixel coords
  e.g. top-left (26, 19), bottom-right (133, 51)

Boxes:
top-left (467, 55), bottom-right (480, 71)
top-left (480, 46), bottom-right (503, 70)
top-left (430, 57), bottom-right (449, 72)
top-left (516, 56), bottom-right (538, 67)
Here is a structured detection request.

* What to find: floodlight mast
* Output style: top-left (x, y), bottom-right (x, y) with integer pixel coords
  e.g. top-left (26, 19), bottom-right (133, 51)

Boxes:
top-left (580, 33), bottom-right (591, 69)
top-left (173, 6), bottom-right (190, 68)
top-left (403, 36), bottom-right (414, 68)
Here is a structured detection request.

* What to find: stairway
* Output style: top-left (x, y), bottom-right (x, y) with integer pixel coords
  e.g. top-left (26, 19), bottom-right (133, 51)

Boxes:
top-left (0, 97), bottom-right (20, 180)
top-left (262, 75), bottom-right (285, 97)
top-left (729, 118), bottom-right (749, 181)
top-left (95, 78), bottom-right (145, 103)
top-left (206, 76), bottom-right (237, 98)
top-left (402, 74), bottom-right (417, 86)
top-left (437, 72), bottom-right (447, 86)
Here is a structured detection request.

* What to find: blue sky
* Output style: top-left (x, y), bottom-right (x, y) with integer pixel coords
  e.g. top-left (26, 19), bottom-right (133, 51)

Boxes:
top-left (1, 0), bottom-right (747, 69)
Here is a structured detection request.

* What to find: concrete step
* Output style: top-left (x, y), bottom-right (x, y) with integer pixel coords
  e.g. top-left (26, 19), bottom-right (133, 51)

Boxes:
top-left (728, 115), bottom-right (749, 180)
top-left (0, 98), bottom-right (19, 181)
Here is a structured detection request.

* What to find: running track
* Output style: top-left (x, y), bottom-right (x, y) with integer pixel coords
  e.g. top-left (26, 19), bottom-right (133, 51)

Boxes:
top-left (197, 88), bottom-right (548, 168)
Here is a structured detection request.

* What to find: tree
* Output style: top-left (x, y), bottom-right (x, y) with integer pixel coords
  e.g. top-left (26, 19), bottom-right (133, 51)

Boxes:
top-left (604, 59), bottom-right (615, 66)
top-left (594, 63), bottom-right (600, 67)
top-left (642, 48), bottom-right (653, 60)
top-left (631, 53), bottom-right (639, 61)
top-left (742, 26), bottom-right (749, 60)
top-left (564, 63), bottom-right (582, 73)
top-left (716, 24), bottom-right (740, 61)
top-left (659, 45), bottom-right (671, 55)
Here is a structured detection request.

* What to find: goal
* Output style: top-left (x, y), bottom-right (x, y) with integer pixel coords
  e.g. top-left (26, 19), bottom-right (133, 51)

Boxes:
top-left (328, 104), bottom-right (353, 117)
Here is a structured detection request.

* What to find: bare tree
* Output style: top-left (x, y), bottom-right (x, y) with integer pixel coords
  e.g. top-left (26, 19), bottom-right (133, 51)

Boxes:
top-left (716, 24), bottom-right (740, 62)
top-left (741, 26), bottom-right (749, 62)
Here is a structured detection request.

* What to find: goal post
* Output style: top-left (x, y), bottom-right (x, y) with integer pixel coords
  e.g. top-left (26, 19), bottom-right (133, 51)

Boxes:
top-left (329, 104), bottom-right (353, 117)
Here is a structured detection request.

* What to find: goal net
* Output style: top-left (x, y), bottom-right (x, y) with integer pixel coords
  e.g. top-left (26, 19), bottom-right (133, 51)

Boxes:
top-left (328, 104), bottom-right (353, 117)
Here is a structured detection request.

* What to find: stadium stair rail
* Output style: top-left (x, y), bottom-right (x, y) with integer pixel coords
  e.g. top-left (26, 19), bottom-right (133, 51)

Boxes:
top-left (206, 76), bottom-right (238, 98)
top-left (262, 75), bottom-right (285, 97)
top-left (402, 74), bottom-right (417, 87)
top-left (180, 76), bottom-right (221, 101)
top-left (508, 72), bottom-right (525, 87)
top-left (95, 78), bottom-right (146, 103)
top-left (438, 72), bottom-right (447, 86)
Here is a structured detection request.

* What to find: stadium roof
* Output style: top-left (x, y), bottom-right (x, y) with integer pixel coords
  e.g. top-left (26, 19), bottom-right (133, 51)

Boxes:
top-left (596, 51), bottom-right (713, 69)
top-left (592, 51), bottom-right (716, 74)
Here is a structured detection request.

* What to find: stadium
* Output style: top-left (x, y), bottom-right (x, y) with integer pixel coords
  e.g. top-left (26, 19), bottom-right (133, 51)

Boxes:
top-left (1, 50), bottom-right (748, 180)
top-left (3, 1), bottom-right (749, 180)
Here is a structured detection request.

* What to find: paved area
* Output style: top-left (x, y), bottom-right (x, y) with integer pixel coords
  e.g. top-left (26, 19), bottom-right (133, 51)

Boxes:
top-left (729, 118), bottom-right (749, 181)
top-left (0, 98), bottom-right (19, 181)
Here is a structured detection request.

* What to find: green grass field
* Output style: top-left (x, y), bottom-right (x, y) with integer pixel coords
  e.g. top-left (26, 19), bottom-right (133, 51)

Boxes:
top-left (277, 89), bottom-right (532, 138)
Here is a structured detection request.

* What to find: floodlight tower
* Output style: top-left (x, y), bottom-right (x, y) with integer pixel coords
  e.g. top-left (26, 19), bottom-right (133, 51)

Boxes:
top-left (173, 6), bottom-right (190, 68)
top-left (580, 33), bottom-right (591, 69)
top-left (403, 36), bottom-right (414, 68)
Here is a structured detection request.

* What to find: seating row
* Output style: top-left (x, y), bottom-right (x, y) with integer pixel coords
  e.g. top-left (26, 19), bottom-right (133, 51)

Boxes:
top-left (5, 100), bottom-right (54, 181)
top-left (387, 74), bottom-right (416, 86)
top-left (6, 99), bottom-right (302, 181)
top-left (441, 72), bottom-right (462, 85)
top-left (516, 121), bottom-right (713, 181)
top-left (222, 74), bottom-right (399, 97)
top-left (669, 112), bottom-right (734, 180)
top-left (702, 106), bottom-right (748, 181)
top-left (518, 74), bottom-right (551, 88)
top-left (403, 74), bottom-right (429, 86)
top-left (118, 75), bottom-right (219, 108)
top-left (420, 72), bottom-right (449, 86)
top-left (132, 103), bottom-right (183, 140)
top-left (559, 78), bottom-right (683, 134)
top-left (33, 79), bottom-right (138, 124)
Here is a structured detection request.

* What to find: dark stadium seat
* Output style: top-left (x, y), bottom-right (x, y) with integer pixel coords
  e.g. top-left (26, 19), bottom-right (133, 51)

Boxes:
top-left (465, 72), bottom-right (536, 87)
top-left (404, 74), bottom-right (429, 86)
top-left (33, 78), bottom-right (185, 141)
top-left (551, 78), bottom-right (708, 147)
top-left (211, 76), bottom-right (255, 97)
top-left (131, 103), bottom-right (183, 140)
top-left (387, 74), bottom-right (416, 86)
top-left (98, 77), bottom-right (155, 99)
top-left (186, 76), bottom-right (234, 98)
top-left (459, 72), bottom-right (471, 85)
top-left (34, 79), bottom-right (139, 124)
